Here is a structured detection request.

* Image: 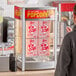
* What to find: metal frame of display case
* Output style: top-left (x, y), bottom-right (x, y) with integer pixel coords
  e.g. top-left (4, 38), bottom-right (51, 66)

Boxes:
top-left (15, 6), bottom-right (58, 71)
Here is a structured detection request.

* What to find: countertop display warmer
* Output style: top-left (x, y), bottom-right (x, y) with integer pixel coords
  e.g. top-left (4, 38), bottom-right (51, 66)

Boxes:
top-left (14, 5), bottom-right (57, 71)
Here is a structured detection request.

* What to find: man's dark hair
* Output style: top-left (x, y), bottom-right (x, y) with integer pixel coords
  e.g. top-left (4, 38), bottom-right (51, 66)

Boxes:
top-left (73, 4), bottom-right (76, 15)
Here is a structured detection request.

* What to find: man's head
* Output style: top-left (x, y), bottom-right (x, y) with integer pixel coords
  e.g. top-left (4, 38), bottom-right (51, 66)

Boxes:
top-left (73, 4), bottom-right (76, 25)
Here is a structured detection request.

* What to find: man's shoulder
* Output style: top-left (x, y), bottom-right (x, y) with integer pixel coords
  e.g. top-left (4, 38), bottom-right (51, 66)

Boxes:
top-left (65, 31), bottom-right (75, 37)
top-left (64, 31), bottom-right (76, 41)
top-left (64, 32), bottom-right (73, 40)
top-left (62, 32), bottom-right (73, 44)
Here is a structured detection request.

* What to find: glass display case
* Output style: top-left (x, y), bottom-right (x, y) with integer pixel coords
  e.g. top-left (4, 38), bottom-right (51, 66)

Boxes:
top-left (14, 5), bottom-right (57, 71)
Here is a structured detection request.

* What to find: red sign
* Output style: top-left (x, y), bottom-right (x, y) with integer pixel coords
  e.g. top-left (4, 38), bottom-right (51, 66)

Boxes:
top-left (25, 10), bottom-right (54, 19)
top-left (61, 3), bottom-right (76, 12)
top-left (52, 1), bottom-right (76, 12)
top-left (14, 6), bottom-right (55, 19)
top-left (14, 6), bottom-right (21, 19)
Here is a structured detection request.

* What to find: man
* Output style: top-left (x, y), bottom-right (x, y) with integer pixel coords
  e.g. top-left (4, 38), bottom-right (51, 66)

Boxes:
top-left (55, 4), bottom-right (76, 76)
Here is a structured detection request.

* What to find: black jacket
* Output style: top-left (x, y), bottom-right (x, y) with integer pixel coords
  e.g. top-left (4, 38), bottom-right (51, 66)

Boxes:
top-left (55, 26), bottom-right (76, 76)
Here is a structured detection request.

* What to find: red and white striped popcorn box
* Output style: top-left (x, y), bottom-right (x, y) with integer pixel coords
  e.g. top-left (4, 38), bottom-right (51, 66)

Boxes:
top-left (39, 21), bottom-right (50, 38)
top-left (26, 39), bottom-right (38, 57)
top-left (38, 38), bottom-right (50, 56)
top-left (26, 21), bottom-right (38, 38)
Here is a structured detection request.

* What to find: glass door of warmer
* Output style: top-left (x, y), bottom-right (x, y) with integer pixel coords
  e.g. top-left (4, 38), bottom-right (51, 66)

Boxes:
top-left (15, 7), bottom-right (58, 70)
top-left (16, 20), bottom-right (56, 70)
top-left (25, 20), bottom-right (55, 62)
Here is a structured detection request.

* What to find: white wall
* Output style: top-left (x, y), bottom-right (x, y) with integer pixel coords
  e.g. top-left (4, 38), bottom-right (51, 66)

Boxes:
top-left (39, 0), bottom-right (76, 5)
top-left (0, 0), bottom-right (14, 18)
top-left (0, 0), bottom-right (76, 18)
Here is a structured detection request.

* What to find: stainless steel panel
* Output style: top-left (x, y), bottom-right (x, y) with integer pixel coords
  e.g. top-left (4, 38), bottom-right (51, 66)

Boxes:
top-left (0, 56), bottom-right (9, 71)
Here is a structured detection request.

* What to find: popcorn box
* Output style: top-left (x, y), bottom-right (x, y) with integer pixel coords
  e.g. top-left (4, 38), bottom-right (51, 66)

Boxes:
top-left (39, 21), bottom-right (50, 38)
top-left (26, 21), bottom-right (38, 38)
top-left (38, 38), bottom-right (50, 56)
top-left (26, 39), bottom-right (38, 57)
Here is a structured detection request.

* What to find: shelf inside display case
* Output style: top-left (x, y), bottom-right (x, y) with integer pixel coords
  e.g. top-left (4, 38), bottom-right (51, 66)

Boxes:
top-left (17, 48), bottom-right (60, 70)
top-left (17, 57), bottom-right (55, 70)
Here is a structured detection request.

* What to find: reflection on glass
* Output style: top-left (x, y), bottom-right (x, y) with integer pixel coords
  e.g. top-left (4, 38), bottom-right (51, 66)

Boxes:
top-left (15, 20), bottom-right (55, 62)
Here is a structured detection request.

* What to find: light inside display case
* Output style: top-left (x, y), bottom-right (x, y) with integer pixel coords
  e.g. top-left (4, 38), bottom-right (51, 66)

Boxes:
top-left (14, 6), bottom-right (57, 71)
